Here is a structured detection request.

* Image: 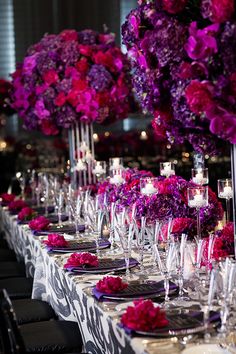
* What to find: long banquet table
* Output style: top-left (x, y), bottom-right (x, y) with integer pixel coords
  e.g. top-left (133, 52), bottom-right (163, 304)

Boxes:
top-left (1, 206), bottom-right (176, 354)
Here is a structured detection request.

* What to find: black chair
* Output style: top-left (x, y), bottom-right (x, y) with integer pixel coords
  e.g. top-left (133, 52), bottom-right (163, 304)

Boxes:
top-left (0, 248), bottom-right (16, 261)
top-left (0, 262), bottom-right (26, 279)
top-left (12, 298), bottom-right (56, 324)
top-left (0, 289), bottom-right (83, 353)
top-left (0, 277), bottom-right (33, 299)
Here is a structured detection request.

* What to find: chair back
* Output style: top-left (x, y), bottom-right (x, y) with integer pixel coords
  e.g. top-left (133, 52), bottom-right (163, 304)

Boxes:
top-left (0, 289), bottom-right (25, 354)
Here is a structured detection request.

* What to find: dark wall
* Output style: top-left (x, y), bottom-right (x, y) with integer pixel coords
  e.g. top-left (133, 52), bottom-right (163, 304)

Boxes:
top-left (13, 0), bottom-right (120, 62)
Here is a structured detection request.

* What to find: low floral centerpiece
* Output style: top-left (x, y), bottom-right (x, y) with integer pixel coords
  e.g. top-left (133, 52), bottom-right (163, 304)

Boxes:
top-left (122, 0), bottom-right (236, 153)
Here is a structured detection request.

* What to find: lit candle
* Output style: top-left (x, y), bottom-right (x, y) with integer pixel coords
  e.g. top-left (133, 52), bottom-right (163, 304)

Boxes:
top-left (111, 158), bottom-right (122, 170)
top-left (76, 159), bottom-right (86, 171)
top-left (189, 193), bottom-right (207, 208)
top-left (92, 162), bottom-right (106, 175)
top-left (80, 142), bottom-right (89, 152)
top-left (141, 181), bottom-right (157, 195)
top-left (102, 225), bottom-right (110, 237)
top-left (220, 186), bottom-right (233, 199)
top-left (160, 163), bottom-right (175, 177)
top-left (110, 174), bottom-right (124, 185)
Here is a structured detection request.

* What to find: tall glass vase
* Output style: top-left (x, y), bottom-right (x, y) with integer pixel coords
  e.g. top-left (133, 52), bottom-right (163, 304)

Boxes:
top-left (68, 122), bottom-right (95, 188)
top-left (231, 144), bottom-right (236, 256)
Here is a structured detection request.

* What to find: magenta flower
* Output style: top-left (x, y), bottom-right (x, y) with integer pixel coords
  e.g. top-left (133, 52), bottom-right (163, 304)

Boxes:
top-left (34, 99), bottom-right (50, 119)
top-left (64, 252), bottom-right (99, 269)
top-left (23, 55), bottom-right (37, 74)
top-left (29, 216), bottom-right (50, 231)
top-left (43, 234), bottom-right (68, 248)
top-left (185, 22), bottom-right (219, 60)
top-left (207, 106), bottom-right (236, 144)
top-left (96, 276), bottom-right (128, 294)
top-left (18, 207), bottom-right (36, 221)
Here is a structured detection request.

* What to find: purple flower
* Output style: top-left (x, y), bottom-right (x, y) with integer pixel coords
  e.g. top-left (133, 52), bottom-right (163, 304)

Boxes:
top-left (185, 22), bottom-right (219, 60)
top-left (23, 55), bottom-right (37, 74)
top-left (207, 106), bottom-right (236, 144)
top-left (88, 64), bottom-right (113, 92)
top-left (34, 99), bottom-right (50, 119)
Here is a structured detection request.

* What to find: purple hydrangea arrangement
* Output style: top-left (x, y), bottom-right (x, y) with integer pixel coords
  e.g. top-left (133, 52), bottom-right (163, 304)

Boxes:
top-left (122, 0), bottom-right (236, 154)
top-left (98, 171), bottom-right (224, 236)
top-left (11, 29), bottom-right (135, 135)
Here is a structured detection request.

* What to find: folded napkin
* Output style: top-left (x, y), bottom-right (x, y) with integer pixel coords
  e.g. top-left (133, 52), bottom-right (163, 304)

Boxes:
top-left (120, 310), bottom-right (220, 336)
top-left (33, 224), bottom-right (85, 236)
top-left (46, 239), bottom-right (110, 253)
top-left (65, 257), bottom-right (139, 273)
top-left (92, 280), bottom-right (177, 301)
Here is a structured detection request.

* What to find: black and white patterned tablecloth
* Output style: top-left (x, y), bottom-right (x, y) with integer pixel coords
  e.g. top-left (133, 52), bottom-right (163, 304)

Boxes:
top-left (0, 207), bottom-right (142, 354)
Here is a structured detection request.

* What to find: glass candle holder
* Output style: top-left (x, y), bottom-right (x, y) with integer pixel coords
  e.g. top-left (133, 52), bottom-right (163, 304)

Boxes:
top-left (192, 168), bottom-right (209, 185)
top-left (140, 177), bottom-right (158, 196)
top-left (218, 179), bottom-right (233, 223)
top-left (109, 157), bottom-right (124, 171)
top-left (110, 168), bottom-right (125, 185)
top-left (76, 159), bottom-right (87, 172)
top-left (188, 186), bottom-right (208, 240)
top-left (160, 162), bottom-right (175, 178)
top-left (92, 161), bottom-right (106, 178)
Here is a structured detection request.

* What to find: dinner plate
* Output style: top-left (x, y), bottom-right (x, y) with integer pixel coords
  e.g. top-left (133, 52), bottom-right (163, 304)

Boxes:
top-left (182, 344), bottom-right (231, 354)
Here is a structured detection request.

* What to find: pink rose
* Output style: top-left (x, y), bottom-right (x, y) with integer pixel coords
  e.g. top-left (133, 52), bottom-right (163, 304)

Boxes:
top-left (54, 92), bottom-right (66, 107)
top-left (43, 234), bottom-right (68, 248)
top-left (29, 216), bottom-right (50, 231)
top-left (78, 45), bottom-right (92, 57)
top-left (162, 0), bottom-right (188, 14)
top-left (185, 80), bottom-right (213, 115)
top-left (162, 218), bottom-right (196, 240)
top-left (59, 29), bottom-right (78, 41)
top-left (121, 299), bottom-right (168, 331)
top-left (0, 193), bottom-right (16, 204)
top-left (18, 207), bottom-right (36, 221)
top-left (96, 276), bottom-right (128, 294)
top-left (8, 200), bottom-right (28, 212)
top-left (64, 252), bottom-right (99, 269)
top-left (41, 120), bottom-right (59, 136)
top-left (42, 70), bottom-right (59, 85)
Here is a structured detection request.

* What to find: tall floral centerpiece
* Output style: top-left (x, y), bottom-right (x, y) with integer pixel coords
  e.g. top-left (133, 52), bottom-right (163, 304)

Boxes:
top-left (122, 0), bottom-right (236, 252)
top-left (11, 29), bottom-right (135, 185)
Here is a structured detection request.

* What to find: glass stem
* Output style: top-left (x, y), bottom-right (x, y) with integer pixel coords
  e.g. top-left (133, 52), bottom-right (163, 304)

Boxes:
top-left (139, 247), bottom-right (144, 272)
top-left (124, 251), bottom-right (130, 279)
top-left (45, 200), bottom-right (48, 217)
top-left (75, 218), bottom-right (80, 237)
top-left (164, 274), bottom-right (170, 302)
top-left (203, 305), bottom-right (210, 342)
top-left (178, 269), bottom-right (184, 297)
top-left (196, 208), bottom-right (201, 240)
top-left (226, 198), bottom-right (231, 223)
top-left (58, 211), bottom-right (62, 225)
top-left (109, 227), bottom-right (115, 250)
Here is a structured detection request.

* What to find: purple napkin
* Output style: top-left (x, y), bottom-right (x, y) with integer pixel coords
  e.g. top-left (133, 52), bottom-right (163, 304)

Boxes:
top-left (92, 280), bottom-right (177, 301)
top-left (32, 206), bottom-right (54, 214)
top-left (33, 224), bottom-right (85, 236)
top-left (65, 258), bottom-right (139, 272)
top-left (46, 239), bottom-right (110, 253)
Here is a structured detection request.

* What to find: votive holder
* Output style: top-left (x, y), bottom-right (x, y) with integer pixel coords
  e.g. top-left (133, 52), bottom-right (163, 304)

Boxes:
top-left (160, 162), bottom-right (175, 178)
top-left (218, 179), bottom-right (233, 223)
top-left (110, 168), bottom-right (125, 185)
top-left (188, 186), bottom-right (208, 240)
top-left (192, 168), bottom-right (209, 185)
top-left (109, 157), bottom-right (124, 171)
top-left (140, 177), bottom-right (158, 196)
top-left (92, 161), bottom-right (106, 179)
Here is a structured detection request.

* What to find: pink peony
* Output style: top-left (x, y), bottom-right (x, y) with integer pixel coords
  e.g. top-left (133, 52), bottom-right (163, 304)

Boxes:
top-left (0, 193), bottom-right (16, 204)
top-left (54, 92), bottom-right (66, 107)
top-left (8, 200), bottom-right (28, 212)
top-left (64, 252), bottom-right (99, 269)
top-left (29, 216), bottom-right (50, 231)
top-left (185, 80), bottom-right (213, 115)
top-left (162, 0), bottom-right (188, 14)
top-left (121, 299), bottom-right (168, 331)
top-left (18, 207), bottom-right (36, 221)
top-left (96, 276), bottom-right (128, 294)
top-left (43, 234), bottom-right (68, 248)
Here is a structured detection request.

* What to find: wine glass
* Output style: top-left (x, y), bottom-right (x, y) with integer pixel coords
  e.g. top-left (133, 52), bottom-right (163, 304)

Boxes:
top-left (70, 196), bottom-right (83, 239)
